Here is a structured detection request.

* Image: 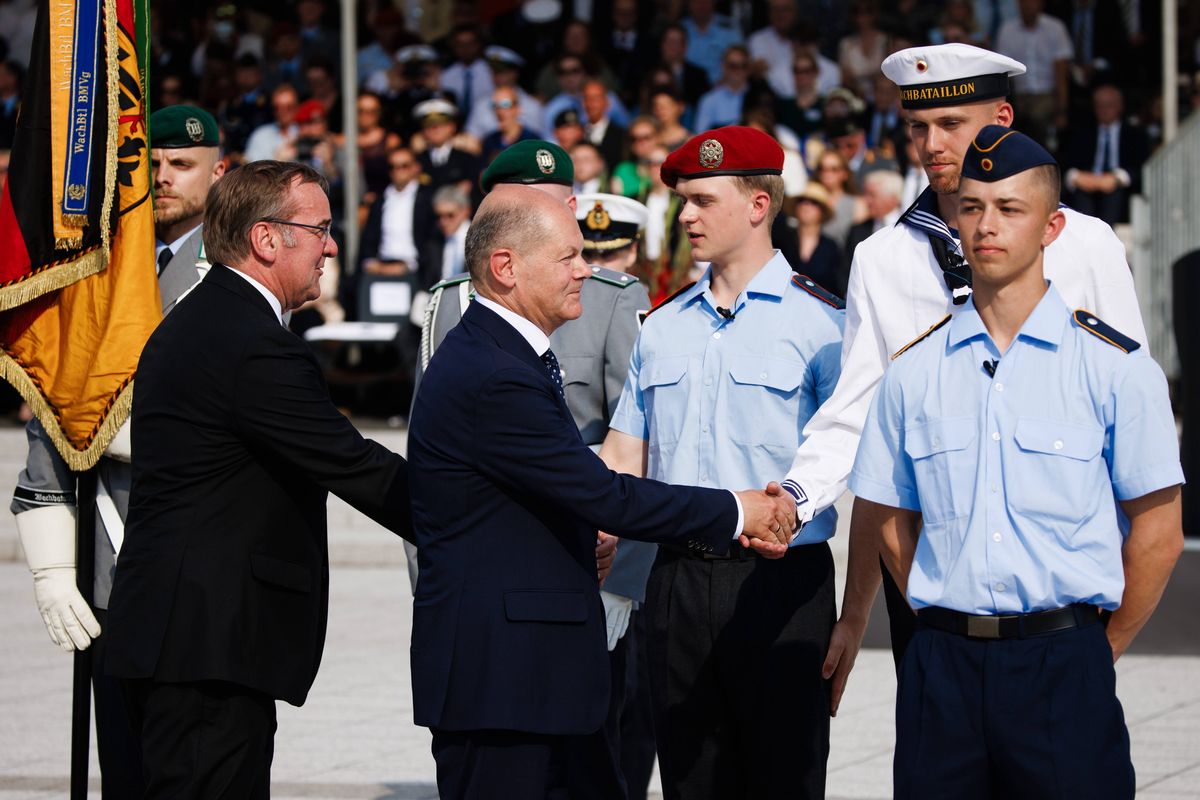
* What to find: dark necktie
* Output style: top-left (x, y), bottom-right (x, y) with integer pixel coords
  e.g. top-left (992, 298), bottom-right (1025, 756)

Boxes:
top-left (157, 247), bottom-right (172, 275)
top-left (462, 65), bottom-right (473, 115)
top-left (541, 349), bottom-right (565, 401)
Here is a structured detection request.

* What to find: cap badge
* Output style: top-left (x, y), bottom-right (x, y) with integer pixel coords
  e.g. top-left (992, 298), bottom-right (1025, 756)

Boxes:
top-left (698, 138), bottom-right (724, 169)
top-left (185, 117), bottom-right (204, 142)
top-left (915, 58), bottom-right (928, 73)
top-left (980, 157), bottom-right (994, 172)
top-left (535, 148), bottom-right (556, 174)
top-left (586, 201), bottom-right (611, 231)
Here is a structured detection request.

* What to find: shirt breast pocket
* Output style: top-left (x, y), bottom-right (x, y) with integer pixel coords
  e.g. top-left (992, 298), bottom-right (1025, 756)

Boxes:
top-left (1011, 417), bottom-right (1106, 527)
top-left (903, 417), bottom-right (977, 524)
top-left (639, 355), bottom-right (689, 446)
top-left (726, 357), bottom-right (806, 451)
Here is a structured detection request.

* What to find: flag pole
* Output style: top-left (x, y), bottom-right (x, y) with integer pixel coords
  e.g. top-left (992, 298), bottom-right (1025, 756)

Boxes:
top-left (71, 468), bottom-right (97, 800)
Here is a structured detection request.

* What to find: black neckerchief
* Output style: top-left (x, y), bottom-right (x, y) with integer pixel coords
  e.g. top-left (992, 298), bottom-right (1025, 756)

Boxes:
top-left (897, 187), bottom-right (972, 304)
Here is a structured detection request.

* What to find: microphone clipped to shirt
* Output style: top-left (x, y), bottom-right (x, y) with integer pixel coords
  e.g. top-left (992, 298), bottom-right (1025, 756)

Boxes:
top-left (982, 359), bottom-right (999, 378)
top-left (716, 306), bottom-right (736, 320)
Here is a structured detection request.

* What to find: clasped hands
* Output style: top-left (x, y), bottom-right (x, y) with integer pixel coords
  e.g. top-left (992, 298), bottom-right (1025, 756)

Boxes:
top-left (735, 481), bottom-right (795, 558)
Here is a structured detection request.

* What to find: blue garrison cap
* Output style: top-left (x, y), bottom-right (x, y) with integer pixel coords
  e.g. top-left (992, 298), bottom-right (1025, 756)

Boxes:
top-left (962, 125), bottom-right (1056, 182)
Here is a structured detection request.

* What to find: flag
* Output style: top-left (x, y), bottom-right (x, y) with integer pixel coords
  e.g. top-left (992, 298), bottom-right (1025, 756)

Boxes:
top-left (0, 0), bottom-right (160, 470)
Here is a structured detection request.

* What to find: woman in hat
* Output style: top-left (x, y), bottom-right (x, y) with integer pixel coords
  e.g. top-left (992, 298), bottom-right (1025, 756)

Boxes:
top-left (776, 182), bottom-right (842, 293)
top-left (814, 149), bottom-right (869, 249)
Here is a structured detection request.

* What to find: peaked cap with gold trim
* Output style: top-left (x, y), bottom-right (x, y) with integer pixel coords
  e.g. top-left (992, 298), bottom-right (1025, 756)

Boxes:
top-left (962, 125), bottom-right (1056, 182)
top-left (575, 192), bottom-right (648, 251)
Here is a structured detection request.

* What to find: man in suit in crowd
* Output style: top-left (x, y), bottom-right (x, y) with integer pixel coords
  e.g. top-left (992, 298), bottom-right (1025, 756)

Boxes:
top-left (1062, 83), bottom-right (1149, 226)
top-left (408, 184), bottom-right (794, 799)
top-left (583, 80), bottom-right (628, 172)
top-left (841, 170), bottom-right (905, 296)
top-left (415, 98), bottom-right (481, 200)
top-left (10, 104), bottom-right (226, 799)
top-left (359, 145), bottom-right (438, 288)
top-left (105, 161), bottom-right (413, 798)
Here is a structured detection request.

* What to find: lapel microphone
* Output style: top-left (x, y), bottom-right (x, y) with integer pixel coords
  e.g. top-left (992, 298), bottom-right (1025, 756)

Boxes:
top-left (982, 359), bottom-right (999, 378)
top-left (716, 306), bottom-right (736, 320)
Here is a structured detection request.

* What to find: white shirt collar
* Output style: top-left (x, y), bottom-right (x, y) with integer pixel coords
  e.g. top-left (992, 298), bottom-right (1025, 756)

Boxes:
top-left (227, 267), bottom-right (284, 324)
top-left (474, 295), bottom-right (550, 356)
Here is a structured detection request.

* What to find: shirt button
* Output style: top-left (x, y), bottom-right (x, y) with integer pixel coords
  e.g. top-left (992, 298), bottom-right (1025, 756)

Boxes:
top-left (702, 424), bottom-right (710, 433)
top-left (995, 582), bottom-right (1007, 592)
top-left (1053, 439), bottom-right (1064, 450)
top-left (700, 473), bottom-right (709, 481)
top-left (992, 532), bottom-right (1002, 542)
top-left (991, 431), bottom-right (1001, 441)
top-left (994, 383), bottom-right (1004, 392)
top-left (712, 332), bottom-right (722, 340)
top-left (932, 437), bottom-right (941, 447)
top-left (704, 377), bottom-right (713, 386)
top-left (990, 484), bottom-right (999, 493)
top-left (760, 372), bottom-right (768, 380)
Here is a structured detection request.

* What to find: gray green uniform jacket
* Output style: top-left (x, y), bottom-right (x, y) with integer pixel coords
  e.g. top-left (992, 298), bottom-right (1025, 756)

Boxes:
top-left (409, 267), bottom-right (657, 602)
top-left (10, 227), bottom-right (209, 608)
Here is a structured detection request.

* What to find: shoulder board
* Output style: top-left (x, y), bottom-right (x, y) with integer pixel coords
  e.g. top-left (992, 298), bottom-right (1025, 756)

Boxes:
top-left (587, 266), bottom-right (640, 289)
top-left (430, 273), bottom-right (471, 292)
top-left (642, 281), bottom-right (697, 320)
top-left (790, 275), bottom-right (845, 310)
top-left (1073, 309), bottom-right (1141, 353)
top-left (891, 314), bottom-right (951, 360)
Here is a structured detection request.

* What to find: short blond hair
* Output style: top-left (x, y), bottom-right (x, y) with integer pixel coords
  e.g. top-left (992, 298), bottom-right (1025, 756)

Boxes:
top-left (734, 173), bottom-right (785, 224)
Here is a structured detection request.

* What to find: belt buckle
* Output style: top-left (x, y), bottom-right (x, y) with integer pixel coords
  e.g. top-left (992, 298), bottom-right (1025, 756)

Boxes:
top-left (966, 615), bottom-right (1001, 639)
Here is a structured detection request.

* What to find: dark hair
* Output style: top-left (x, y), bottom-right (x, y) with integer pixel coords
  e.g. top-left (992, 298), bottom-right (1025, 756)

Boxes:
top-left (203, 161), bottom-right (329, 266)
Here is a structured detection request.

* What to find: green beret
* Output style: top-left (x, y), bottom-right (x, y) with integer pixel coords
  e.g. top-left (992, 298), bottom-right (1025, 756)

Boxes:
top-left (480, 140), bottom-right (573, 194)
top-left (150, 105), bottom-right (220, 149)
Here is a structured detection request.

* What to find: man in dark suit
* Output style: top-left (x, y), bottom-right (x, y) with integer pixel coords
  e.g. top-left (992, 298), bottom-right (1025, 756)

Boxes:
top-left (358, 145), bottom-right (439, 289)
top-left (1062, 83), bottom-right (1150, 226)
top-left (583, 80), bottom-right (628, 172)
top-left (105, 161), bottom-right (412, 798)
top-left (408, 185), bottom-right (794, 799)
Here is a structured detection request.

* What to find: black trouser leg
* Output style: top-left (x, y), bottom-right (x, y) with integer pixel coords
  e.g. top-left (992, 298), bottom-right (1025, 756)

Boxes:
top-left (881, 557), bottom-right (916, 671)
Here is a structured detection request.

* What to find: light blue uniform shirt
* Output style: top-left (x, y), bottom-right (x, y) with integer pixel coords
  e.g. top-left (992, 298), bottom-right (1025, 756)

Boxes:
top-left (681, 16), bottom-right (743, 85)
top-left (850, 285), bottom-right (1183, 614)
top-left (611, 252), bottom-right (845, 545)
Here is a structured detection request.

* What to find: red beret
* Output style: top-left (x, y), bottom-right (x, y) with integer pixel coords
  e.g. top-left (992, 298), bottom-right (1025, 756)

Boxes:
top-left (661, 125), bottom-right (784, 189)
top-left (295, 99), bottom-right (326, 124)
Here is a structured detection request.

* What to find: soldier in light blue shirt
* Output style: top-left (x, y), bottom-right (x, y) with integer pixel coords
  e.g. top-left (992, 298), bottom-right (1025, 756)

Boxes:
top-left (850, 126), bottom-right (1184, 799)
top-left (602, 125), bottom-right (844, 800)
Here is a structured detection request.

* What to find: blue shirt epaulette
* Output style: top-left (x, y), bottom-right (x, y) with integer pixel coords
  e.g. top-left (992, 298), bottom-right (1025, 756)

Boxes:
top-left (430, 272), bottom-right (471, 292)
top-left (588, 265), bottom-right (640, 289)
top-left (891, 313), bottom-right (951, 359)
top-left (1073, 309), bottom-right (1141, 353)
top-left (643, 281), bottom-right (697, 319)
top-left (791, 274), bottom-right (845, 310)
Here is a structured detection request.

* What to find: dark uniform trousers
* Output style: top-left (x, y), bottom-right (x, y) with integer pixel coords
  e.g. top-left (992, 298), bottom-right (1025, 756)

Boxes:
top-left (896, 619), bottom-right (1134, 799)
top-left (882, 560), bottom-right (917, 668)
top-left (90, 609), bottom-right (145, 798)
top-left (646, 542), bottom-right (835, 800)
top-left (604, 608), bottom-right (656, 800)
top-left (122, 679), bottom-right (277, 799)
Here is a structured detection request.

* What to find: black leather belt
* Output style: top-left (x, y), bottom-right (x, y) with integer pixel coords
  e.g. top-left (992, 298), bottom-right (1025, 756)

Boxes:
top-left (917, 604), bottom-right (1102, 640)
top-left (660, 541), bottom-right (760, 561)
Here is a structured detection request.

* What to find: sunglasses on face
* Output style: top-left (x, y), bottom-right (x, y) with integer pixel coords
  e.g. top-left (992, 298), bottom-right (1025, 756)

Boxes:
top-left (492, 98), bottom-right (517, 110)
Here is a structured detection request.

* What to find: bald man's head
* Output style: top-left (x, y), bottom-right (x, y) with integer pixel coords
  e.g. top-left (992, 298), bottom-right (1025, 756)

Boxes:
top-left (467, 186), bottom-right (575, 282)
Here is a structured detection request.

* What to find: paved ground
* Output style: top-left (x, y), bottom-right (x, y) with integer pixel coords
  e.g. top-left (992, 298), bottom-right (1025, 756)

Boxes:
top-left (0, 424), bottom-right (1197, 798)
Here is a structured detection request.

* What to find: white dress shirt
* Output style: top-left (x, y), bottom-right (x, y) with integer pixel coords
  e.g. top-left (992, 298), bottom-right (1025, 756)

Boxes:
top-left (378, 182), bottom-right (420, 266)
top-left (995, 14), bottom-right (1073, 95)
top-left (441, 221), bottom-right (469, 281)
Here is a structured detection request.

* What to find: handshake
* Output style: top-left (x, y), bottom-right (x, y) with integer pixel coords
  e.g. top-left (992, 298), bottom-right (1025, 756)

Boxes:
top-left (734, 481), bottom-right (797, 558)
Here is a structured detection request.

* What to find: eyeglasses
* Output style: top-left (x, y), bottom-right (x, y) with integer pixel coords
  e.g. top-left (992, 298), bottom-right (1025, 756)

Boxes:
top-left (793, 65), bottom-right (816, 75)
top-left (557, 65), bottom-right (583, 76)
top-left (259, 217), bottom-right (331, 242)
top-left (390, 161), bottom-right (416, 170)
top-left (725, 60), bottom-right (748, 70)
top-left (492, 98), bottom-right (517, 110)
top-left (436, 210), bottom-right (462, 219)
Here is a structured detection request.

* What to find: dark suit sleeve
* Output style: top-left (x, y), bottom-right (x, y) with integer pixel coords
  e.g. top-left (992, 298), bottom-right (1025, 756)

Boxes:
top-left (358, 196), bottom-right (384, 269)
top-left (234, 329), bottom-right (413, 540)
top-left (473, 366), bottom-right (737, 552)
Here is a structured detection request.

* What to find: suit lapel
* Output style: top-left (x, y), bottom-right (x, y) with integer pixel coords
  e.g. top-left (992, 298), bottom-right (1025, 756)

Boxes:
top-left (158, 227), bottom-right (206, 311)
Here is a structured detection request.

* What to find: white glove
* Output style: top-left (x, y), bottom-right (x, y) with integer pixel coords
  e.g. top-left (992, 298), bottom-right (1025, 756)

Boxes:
top-left (16, 505), bottom-right (101, 652)
top-left (600, 591), bottom-right (633, 652)
top-left (104, 417), bottom-right (132, 462)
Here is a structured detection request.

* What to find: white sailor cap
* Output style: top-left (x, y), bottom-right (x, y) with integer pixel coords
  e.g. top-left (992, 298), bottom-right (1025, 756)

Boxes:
top-left (484, 46), bottom-right (524, 69)
top-left (396, 44), bottom-right (438, 64)
top-left (881, 43), bottom-right (1025, 109)
top-left (575, 193), bottom-right (649, 251)
top-left (414, 98), bottom-right (459, 124)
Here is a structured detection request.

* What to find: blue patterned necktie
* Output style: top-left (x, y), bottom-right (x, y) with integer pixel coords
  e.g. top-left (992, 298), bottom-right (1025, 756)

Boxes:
top-left (541, 349), bottom-right (565, 401)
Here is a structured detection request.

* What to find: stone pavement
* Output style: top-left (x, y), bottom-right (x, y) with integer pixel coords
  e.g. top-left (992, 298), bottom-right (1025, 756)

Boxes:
top-left (0, 425), bottom-right (1197, 798)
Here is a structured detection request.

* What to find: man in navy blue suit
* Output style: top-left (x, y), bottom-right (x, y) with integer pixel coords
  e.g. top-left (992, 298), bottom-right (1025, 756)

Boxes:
top-left (408, 185), bottom-right (795, 799)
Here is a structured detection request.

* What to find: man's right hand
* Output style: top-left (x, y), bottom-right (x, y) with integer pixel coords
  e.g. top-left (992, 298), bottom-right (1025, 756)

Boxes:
top-left (735, 485), bottom-right (794, 558)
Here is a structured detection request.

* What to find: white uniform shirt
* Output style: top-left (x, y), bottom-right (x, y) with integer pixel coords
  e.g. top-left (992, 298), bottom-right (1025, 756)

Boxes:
top-left (995, 14), bottom-right (1073, 95)
top-left (781, 187), bottom-right (1147, 521)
